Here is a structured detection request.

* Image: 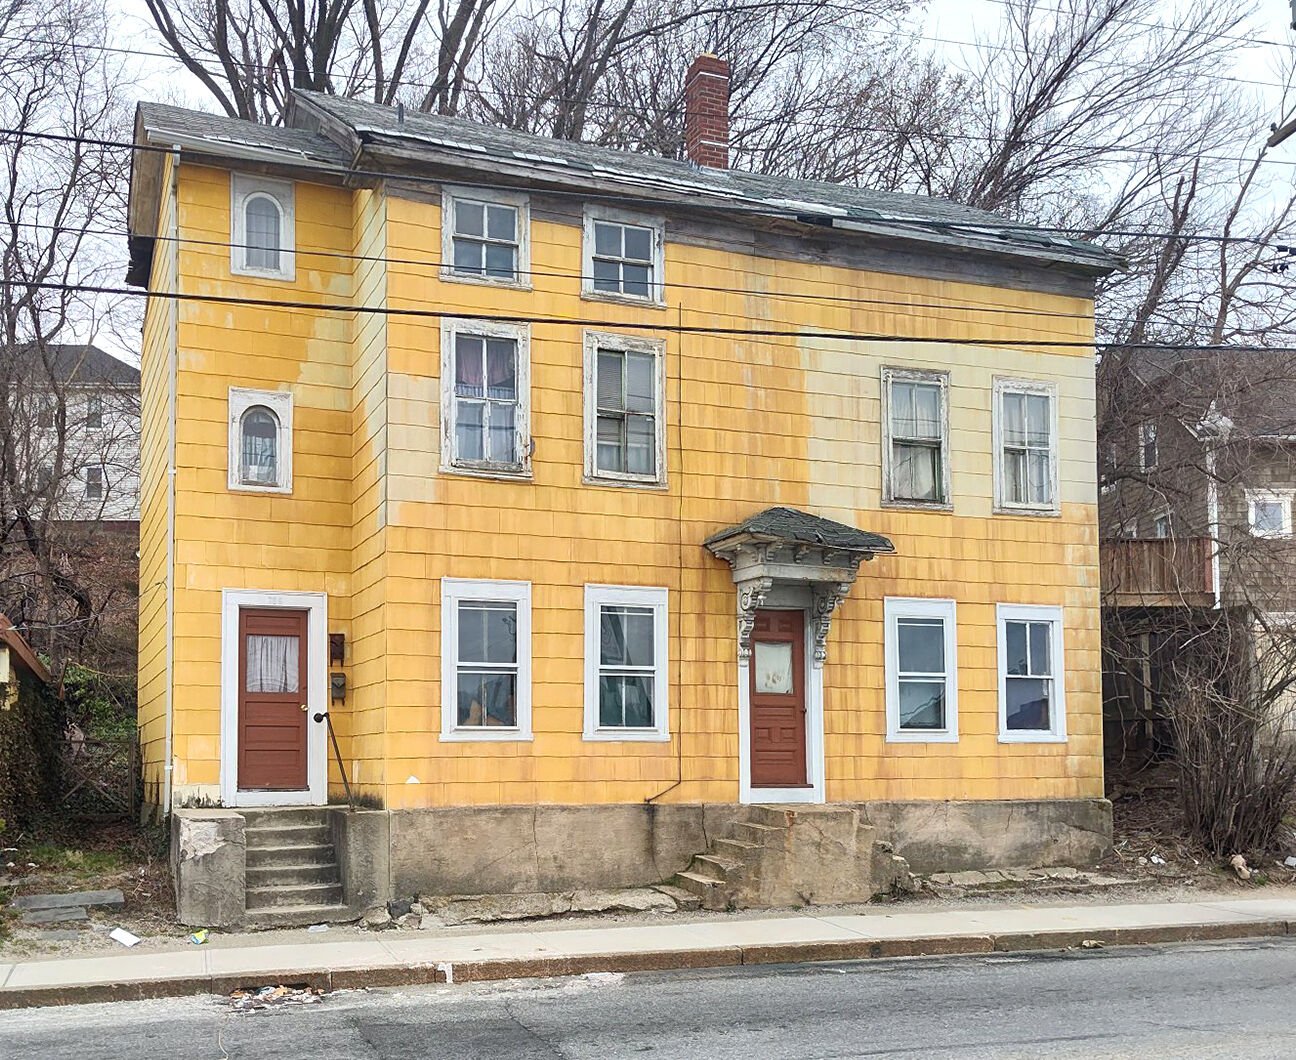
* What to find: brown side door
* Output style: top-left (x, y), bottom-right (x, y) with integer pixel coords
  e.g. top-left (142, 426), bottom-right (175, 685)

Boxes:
top-left (238, 607), bottom-right (309, 791)
top-left (749, 609), bottom-right (808, 788)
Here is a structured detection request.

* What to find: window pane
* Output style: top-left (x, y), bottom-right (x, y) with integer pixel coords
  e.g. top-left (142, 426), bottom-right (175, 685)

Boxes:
top-left (246, 634), bottom-right (299, 693)
top-left (1003, 450), bottom-right (1027, 504)
top-left (1026, 394), bottom-right (1051, 446)
top-left (489, 401), bottom-right (516, 464)
top-left (898, 618), bottom-right (944, 674)
top-left (597, 349), bottom-right (624, 409)
top-left (626, 352), bottom-right (655, 413)
top-left (599, 674), bottom-right (654, 728)
top-left (899, 679), bottom-right (945, 729)
top-left (1002, 393), bottom-right (1026, 446)
top-left (894, 442), bottom-right (939, 501)
top-left (485, 339), bottom-right (516, 400)
top-left (241, 407), bottom-right (279, 485)
top-left (597, 415), bottom-right (623, 472)
top-left (623, 225), bottom-right (652, 261)
top-left (486, 204), bottom-right (516, 241)
top-left (245, 196), bottom-right (280, 269)
top-left (457, 671), bottom-right (517, 727)
top-left (484, 242), bottom-right (515, 278)
top-left (452, 237), bottom-right (483, 274)
top-left (892, 381), bottom-right (916, 435)
top-left (87, 395), bottom-right (103, 428)
top-left (897, 382), bottom-right (939, 439)
top-left (1255, 501), bottom-right (1284, 534)
top-left (1028, 622), bottom-right (1051, 676)
top-left (594, 221), bottom-right (621, 257)
top-left (622, 262), bottom-right (652, 298)
top-left (1006, 677), bottom-right (1051, 730)
top-left (1028, 451), bottom-right (1051, 504)
top-left (592, 257), bottom-right (620, 291)
top-left (456, 401), bottom-right (484, 461)
top-left (455, 200), bottom-right (484, 237)
top-left (754, 641), bottom-right (794, 694)
top-left (600, 606), bottom-right (654, 666)
top-left (455, 335), bottom-right (484, 396)
top-left (626, 415), bottom-right (655, 475)
top-left (457, 601), bottom-right (517, 664)
top-left (1005, 621), bottom-right (1029, 677)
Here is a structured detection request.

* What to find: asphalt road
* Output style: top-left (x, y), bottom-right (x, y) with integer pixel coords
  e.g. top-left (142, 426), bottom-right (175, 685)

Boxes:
top-left (4, 939), bottom-right (1296, 1058)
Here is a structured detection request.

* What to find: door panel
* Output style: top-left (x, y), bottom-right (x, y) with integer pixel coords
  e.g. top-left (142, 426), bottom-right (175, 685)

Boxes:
top-left (749, 609), bottom-right (808, 788)
top-left (238, 607), bottom-right (309, 791)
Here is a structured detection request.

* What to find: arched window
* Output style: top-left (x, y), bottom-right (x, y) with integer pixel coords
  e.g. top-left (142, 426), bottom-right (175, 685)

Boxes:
top-left (240, 406), bottom-right (280, 485)
top-left (244, 194), bottom-right (282, 271)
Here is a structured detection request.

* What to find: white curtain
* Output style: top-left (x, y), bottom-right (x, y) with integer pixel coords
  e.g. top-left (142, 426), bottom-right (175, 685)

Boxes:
top-left (247, 634), bottom-right (299, 693)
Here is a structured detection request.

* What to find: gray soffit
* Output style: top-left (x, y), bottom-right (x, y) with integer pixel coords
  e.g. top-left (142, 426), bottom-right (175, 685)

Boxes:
top-left (705, 506), bottom-right (895, 557)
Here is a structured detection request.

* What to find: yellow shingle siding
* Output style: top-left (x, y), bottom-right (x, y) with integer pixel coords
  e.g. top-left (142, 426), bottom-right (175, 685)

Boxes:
top-left (145, 163), bottom-right (1103, 810)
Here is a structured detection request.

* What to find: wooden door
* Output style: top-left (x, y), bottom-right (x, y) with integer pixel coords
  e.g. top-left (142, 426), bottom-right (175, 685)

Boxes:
top-left (238, 607), bottom-right (309, 791)
top-left (749, 609), bottom-right (808, 788)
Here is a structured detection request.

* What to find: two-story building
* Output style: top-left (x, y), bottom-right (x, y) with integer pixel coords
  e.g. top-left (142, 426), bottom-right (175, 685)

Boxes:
top-left (128, 57), bottom-right (1119, 925)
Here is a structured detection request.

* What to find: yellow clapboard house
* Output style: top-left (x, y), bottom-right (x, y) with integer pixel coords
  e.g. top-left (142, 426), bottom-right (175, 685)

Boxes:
top-left (129, 57), bottom-right (1120, 925)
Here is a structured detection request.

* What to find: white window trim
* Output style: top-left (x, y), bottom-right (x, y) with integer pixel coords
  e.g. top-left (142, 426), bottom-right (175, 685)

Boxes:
top-left (439, 185), bottom-right (531, 290)
top-left (992, 377), bottom-right (1060, 516)
top-left (227, 387), bottom-right (293, 494)
top-left (881, 366), bottom-right (952, 510)
top-left (581, 204), bottom-right (666, 307)
top-left (1151, 508), bottom-right (1172, 539)
top-left (996, 603), bottom-right (1067, 744)
top-left (583, 584), bottom-right (670, 742)
top-left (439, 317), bottom-right (532, 480)
top-left (439, 578), bottom-right (533, 742)
top-left (884, 597), bottom-right (959, 743)
top-left (582, 330), bottom-right (668, 488)
top-left (1247, 489), bottom-right (1294, 538)
top-left (230, 173), bottom-right (295, 281)
top-left (1139, 421), bottom-right (1158, 471)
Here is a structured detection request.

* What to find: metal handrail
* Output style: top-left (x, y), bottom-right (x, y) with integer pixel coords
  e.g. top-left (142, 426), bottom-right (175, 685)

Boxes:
top-left (313, 711), bottom-right (355, 811)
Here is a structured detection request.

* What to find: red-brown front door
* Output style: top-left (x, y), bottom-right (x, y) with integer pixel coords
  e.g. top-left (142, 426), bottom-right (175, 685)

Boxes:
top-left (749, 609), bottom-right (808, 788)
top-left (238, 607), bottom-right (309, 791)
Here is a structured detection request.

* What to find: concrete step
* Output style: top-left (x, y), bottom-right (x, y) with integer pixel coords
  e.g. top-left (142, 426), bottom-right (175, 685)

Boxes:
top-left (246, 862), bottom-right (341, 889)
top-left (246, 843), bottom-right (338, 869)
top-left (733, 822), bottom-right (785, 846)
top-left (691, 854), bottom-right (742, 880)
top-left (245, 882), bottom-right (343, 911)
top-left (747, 804), bottom-right (857, 828)
top-left (244, 903), bottom-right (357, 930)
top-left (244, 823), bottom-right (332, 848)
top-left (241, 807), bottom-right (333, 829)
top-left (670, 871), bottom-right (731, 912)
top-left (649, 883), bottom-right (702, 912)
top-left (712, 838), bottom-right (760, 860)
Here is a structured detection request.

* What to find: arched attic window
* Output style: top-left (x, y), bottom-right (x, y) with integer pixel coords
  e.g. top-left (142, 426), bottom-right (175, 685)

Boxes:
top-left (243, 194), bottom-right (282, 271)
top-left (239, 405), bottom-right (280, 486)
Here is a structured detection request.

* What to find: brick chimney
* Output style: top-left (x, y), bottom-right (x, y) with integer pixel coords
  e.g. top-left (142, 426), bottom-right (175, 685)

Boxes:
top-left (684, 54), bottom-right (730, 169)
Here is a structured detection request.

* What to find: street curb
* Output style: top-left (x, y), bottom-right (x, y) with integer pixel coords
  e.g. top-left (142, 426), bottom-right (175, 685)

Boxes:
top-left (1, 919), bottom-right (1290, 1009)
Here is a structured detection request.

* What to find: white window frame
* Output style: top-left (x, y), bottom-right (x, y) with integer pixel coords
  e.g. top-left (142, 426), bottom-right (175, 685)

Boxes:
top-left (439, 578), bottom-right (533, 742)
top-left (1139, 421), bottom-right (1158, 471)
top-left (992, 377), bottom-right (1060, 516)
top-left (227, 387), bottom-right (293, 494)
top-left (439, 318), bottom-right (532, 479)
top-left (581, 205), bottom-right (666, 307)
top-left (85, 465), bottom-right (104, 500)
top-left (1247, 489), bottom-right (1294, 538)
top-left (883, 597), bottom-right (958, 743)
top-left (582, 330), bottom-right (667, 488)
top-left (881, 366), bottom-right (951, 509)
top-left (440, 185), bottom-right (531, 290)
top-left (997, 603), bottom-right (1067, 743)
top-left (583, 584), bottom-right (670, 742)
top-left (230, 173), bottom-right (295, 281)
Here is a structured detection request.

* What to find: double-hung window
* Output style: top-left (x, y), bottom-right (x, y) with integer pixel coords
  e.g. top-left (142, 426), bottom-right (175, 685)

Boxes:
top-left (440, 579), bottom-right (532, 741)
top-left (883, 368), bottom-right (949, 506)
top-left (884, 598), bottom-right (958, 742)
top-left (86, 394), bottom-right (103, 429)
top-left (1248, 490), bottom-right (1293, 537)
top-left (584, 332), bottom-right (665, 485)
top-left (584, 585), bottom-right (669, 741)
top-left (440, 319), bottom-right (530, 477)
top-left (994, 378), bottom-right (1058, 514)
top-left (997, 604), bottom-right (1066, 742)
top-left (227, 387), bottom-right (293, 493)
top-left (85, 466), bottom-right (103, 500)
top-left (441, 187), bottom-right (529, 287)
top-left (1139, 422), bottom-right (1158, 470)
top-left (230, 174), bottom-right (295, 281)
top-left (582, 207), bottom-right (664, 305)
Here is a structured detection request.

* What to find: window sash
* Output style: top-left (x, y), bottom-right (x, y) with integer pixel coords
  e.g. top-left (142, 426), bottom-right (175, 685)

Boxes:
top-left (895, 616), bottom-right (948, 731)
top-left (597, 603), bottom-right (657, 729)
top-left (452, 333), bottom-right (520, 467)
top-left (86, 395), bottom-right (103, 429)
top-left (886, 374), bottom-right (946, 503)
top-left (244, 195), bottom-right (282, 270)
top-left (1001, 616), bottom-right (1059, 735)
top-left (999, 387), bottom-right (1055, 507)
top-left (454, 599), bottom-right (520, 729)
top-left (591, 221), bottom-right (655, 298)
top-left (85, 467), bottom-right (103, 499)
top-left (591, 343), bottom-right (659, 479)
top-left (450, 197), bottom-right (519, 280)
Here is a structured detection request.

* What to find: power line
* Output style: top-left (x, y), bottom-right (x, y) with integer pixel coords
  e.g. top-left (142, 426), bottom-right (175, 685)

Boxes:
top-left (4, 277), bottom-right (1288, 354)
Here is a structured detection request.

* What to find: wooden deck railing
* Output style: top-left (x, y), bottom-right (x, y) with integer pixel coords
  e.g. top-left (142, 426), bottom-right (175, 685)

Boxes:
top-left (1100, 537), bottom-right (1214, 605)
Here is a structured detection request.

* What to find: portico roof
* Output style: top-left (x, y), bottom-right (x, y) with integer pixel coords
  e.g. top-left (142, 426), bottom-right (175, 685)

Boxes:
top-left (704, 506), bottom-right (895, 558)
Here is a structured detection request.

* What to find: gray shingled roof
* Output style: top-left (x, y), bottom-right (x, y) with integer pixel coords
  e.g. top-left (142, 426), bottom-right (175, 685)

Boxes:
top-left (705, 506), bottom-right (895, 554)
top-left (25, 344), bottom-right (139, 386)
top-left (135, 102), bottom-right (350, 167)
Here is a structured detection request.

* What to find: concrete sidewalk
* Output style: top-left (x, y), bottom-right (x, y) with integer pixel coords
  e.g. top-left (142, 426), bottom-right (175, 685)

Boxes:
top-left (2, 896), bottom-right (1294, 1009)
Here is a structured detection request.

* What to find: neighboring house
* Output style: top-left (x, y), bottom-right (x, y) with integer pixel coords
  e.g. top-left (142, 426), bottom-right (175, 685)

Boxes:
top-left (1098, 350), bottom-right (1296, 751)
top-left (127, 55), bottom-right (1119, 925)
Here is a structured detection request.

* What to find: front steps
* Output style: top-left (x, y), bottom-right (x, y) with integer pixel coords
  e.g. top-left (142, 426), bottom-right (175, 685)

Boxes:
top-left (242, 807), bottom-right (351, 927)
top-left (673, 805), bottom-right (913, 911)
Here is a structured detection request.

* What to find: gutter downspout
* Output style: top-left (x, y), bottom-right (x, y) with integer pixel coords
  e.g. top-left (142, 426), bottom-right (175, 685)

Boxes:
top-left (163, 146), bottom-right (180, 817)
top-left (1206, 445), bottom-right (1221, 610)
